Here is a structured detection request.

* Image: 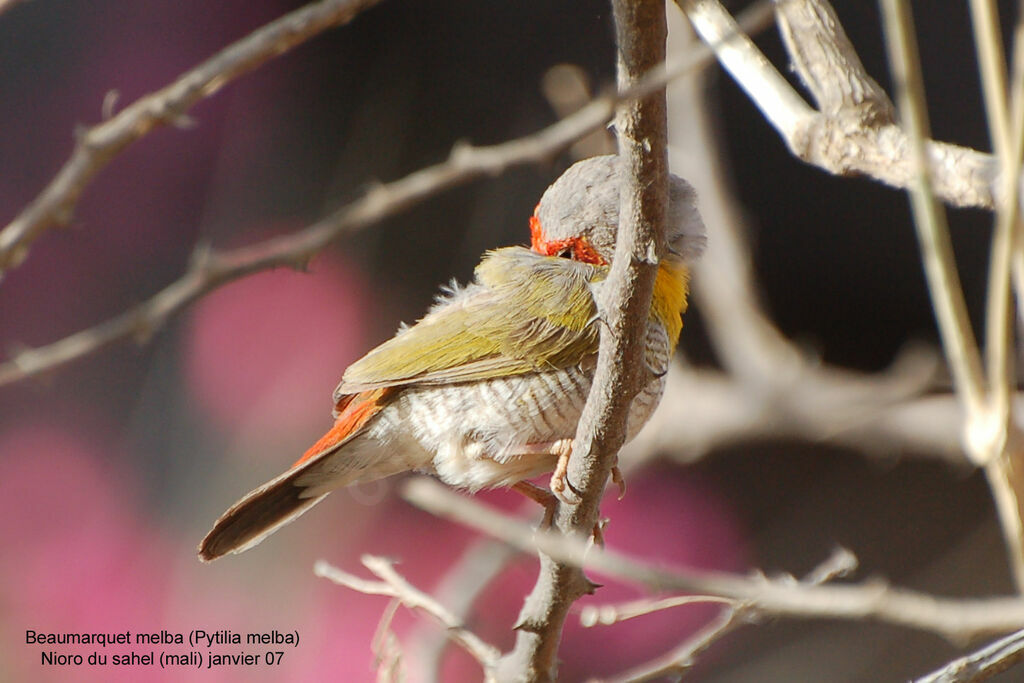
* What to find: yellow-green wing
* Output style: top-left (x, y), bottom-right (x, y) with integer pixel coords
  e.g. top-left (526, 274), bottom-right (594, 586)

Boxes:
top-left (334, 247), bottom-right (605, 397)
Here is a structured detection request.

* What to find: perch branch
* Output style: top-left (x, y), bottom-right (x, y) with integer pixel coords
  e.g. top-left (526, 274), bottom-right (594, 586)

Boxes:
top-left (0, 0), bottom-right (385, 277)
top-left (495, 0), bottom-right (669, 679)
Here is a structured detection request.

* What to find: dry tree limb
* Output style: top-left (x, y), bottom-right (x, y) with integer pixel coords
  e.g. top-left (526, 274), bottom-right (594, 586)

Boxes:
top-left (495, 0), bottom-right (670, 679)
top-left (677, 0), bottom-right (1024, 597)
top-left (677, 0), bottom-right (999, 209)
top-left (403, 476), bottom-right (1024, 644)
top-left (314, 556), bottom-right (501, 680)
top-left (0, 0), bottom-right (386, 278)
top-left (406, 538), bottom-right (519, 679)
top-left (914, 627), bottom-right (1024, 683)
top-left (598, 548), bottom-right (859, 682)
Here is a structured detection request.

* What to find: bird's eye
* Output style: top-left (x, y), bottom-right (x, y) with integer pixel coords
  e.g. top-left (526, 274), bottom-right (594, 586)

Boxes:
top-left (556, 247), bottom-right (573, 259)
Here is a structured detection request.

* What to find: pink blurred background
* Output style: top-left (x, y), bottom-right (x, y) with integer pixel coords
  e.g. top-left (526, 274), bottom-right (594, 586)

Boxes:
top-left (0, 1), bottom-right (747, 680)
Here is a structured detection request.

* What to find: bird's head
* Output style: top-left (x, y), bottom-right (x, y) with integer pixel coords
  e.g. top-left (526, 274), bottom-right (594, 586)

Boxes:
top-left (529, 154), bottom-right (706, 267)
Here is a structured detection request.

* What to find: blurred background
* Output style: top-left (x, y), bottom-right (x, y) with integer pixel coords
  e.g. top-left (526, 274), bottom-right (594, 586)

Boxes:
top-left (0, 0), bottom-right (1016, 680)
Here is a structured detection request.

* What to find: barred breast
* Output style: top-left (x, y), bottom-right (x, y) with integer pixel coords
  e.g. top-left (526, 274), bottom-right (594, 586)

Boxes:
top-left (362, 317), bottom-right (673, 491)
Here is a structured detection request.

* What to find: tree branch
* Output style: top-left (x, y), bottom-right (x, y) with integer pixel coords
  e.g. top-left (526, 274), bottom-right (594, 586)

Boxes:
top-left (0, 0), bottom-right (385, 277)
top-left (314, 556), bottom-right (501, 679)
top-left (403, 476), bottom-right (1024, 644)
top-left (0, 3), bottom-right (774, 389)
top-left (495, 1), bottom-right (669, 679)
top-left (915, 627), bottom-right (1024, 683)
top-left (598, 548), bottom-right (858, 682)
top-left (677, 0), bottom-right (1000, 209)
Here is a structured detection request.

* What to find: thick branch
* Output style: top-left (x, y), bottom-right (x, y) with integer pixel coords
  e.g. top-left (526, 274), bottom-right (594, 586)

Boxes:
top-left (678, 0), bottom-right (1000, 209)
top-left (494, 2), bottom-right (669, 680)
top-left (0, 0), bottom-right (384, 277)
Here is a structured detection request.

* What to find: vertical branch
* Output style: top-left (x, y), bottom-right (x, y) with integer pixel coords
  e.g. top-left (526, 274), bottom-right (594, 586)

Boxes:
top-left (973, 0), bottom-right (1024, 596)
top-left (880, 0), bottom-right (1024, 590)
top-left (1008, 14), bottom-right (1024, 326)
top-left (494, 0), bottom-right (669, 679)
top-left (970, 0), bottom-right (1018, 431)
top-left (877, 0), bottom-right (986, 417)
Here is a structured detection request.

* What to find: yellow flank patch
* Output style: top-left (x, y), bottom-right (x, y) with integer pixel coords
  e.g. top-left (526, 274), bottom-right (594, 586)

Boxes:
top-left (650, 260), bottom-right (689, 349)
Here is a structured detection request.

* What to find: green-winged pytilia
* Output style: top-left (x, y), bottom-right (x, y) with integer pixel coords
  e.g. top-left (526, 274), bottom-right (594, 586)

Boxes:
top-left (198, 154), bottom-right (706, 561)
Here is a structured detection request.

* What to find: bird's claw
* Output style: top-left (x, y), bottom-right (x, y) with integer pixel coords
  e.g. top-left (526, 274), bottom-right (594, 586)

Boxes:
top-left (548, 438), bottom-right (580, 505)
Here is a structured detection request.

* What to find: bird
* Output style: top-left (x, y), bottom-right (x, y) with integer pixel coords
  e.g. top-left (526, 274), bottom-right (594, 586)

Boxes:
top-left (198, 154), bottom-right (705, 562)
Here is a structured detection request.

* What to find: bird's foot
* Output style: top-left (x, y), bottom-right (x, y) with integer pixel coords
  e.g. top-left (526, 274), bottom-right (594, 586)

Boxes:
top-left (512, 480), bottom-right (558, 528)
top-left (548, 438), bottom-right (579, 504)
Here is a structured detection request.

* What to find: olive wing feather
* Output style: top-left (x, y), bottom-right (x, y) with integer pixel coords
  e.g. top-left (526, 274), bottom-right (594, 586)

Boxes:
top-left (334, 247), bottom-right (605, 398)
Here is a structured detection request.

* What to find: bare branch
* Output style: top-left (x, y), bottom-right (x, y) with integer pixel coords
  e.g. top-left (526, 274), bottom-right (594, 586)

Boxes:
top-left (314, 556), bottom-right (501, 678)
top-left (600, 548), bottom-right (858, 682)
top-left (607, 606), bottom-right (743, 683)
top-left (408, 539), bottom-right (519, 680)
top-left (966, 0), bottom-right (1024, 600)
top-left (677, 0), bottom-right (1000, 209)
top-left (0, 4), bottom-right (774, 389)
top-left (403, 477), bottom-right (1024, 643)
top-left (775, 0), bottom-right (893, 121)
top-left (496, 1), bottom-right (670, 678)
top-left (915, 628), bottom-right (1024, 683)
top-left (0, 0), bottom-right (385, 278)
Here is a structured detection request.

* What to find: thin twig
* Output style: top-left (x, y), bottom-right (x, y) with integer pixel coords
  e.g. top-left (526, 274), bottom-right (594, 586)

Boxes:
top-left (969, 0), bottom-right (1024, 600)
top-left (878, 0), bottom-right (987, 417)
top-left (972, 0), bottom-right (1020, 434)
top-left (0, 0), bottom-right (385, 277)
top-left (882, 0), bottom-right (1024, 592)
top-left (0, 0), bottom-right (22, 19)
top-left (915, 627), bottom-right (1024, 683)
top-left (406, 538), bottom-right (518, 680)
top-left (580, 594), bottom-right (735, 628)
top-left (1009, 13), bottom-right (1024, 327)
top-left (608, 606), bottom-right (744, 683)
top-left (402, 476), bottom-right (1024, 643)
top-left (601, 548), bottom-right (858, 682)
top-left (0, 3), bottom-right (770, 390)
top-left (314, 556), bottom-right (501, 677)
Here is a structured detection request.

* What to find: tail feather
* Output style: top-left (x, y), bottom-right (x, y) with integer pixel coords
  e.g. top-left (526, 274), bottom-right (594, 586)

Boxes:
top-left (199, 388), bottom-right (396, 562)
top-left (198, 464), bottom-right (329, 562)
